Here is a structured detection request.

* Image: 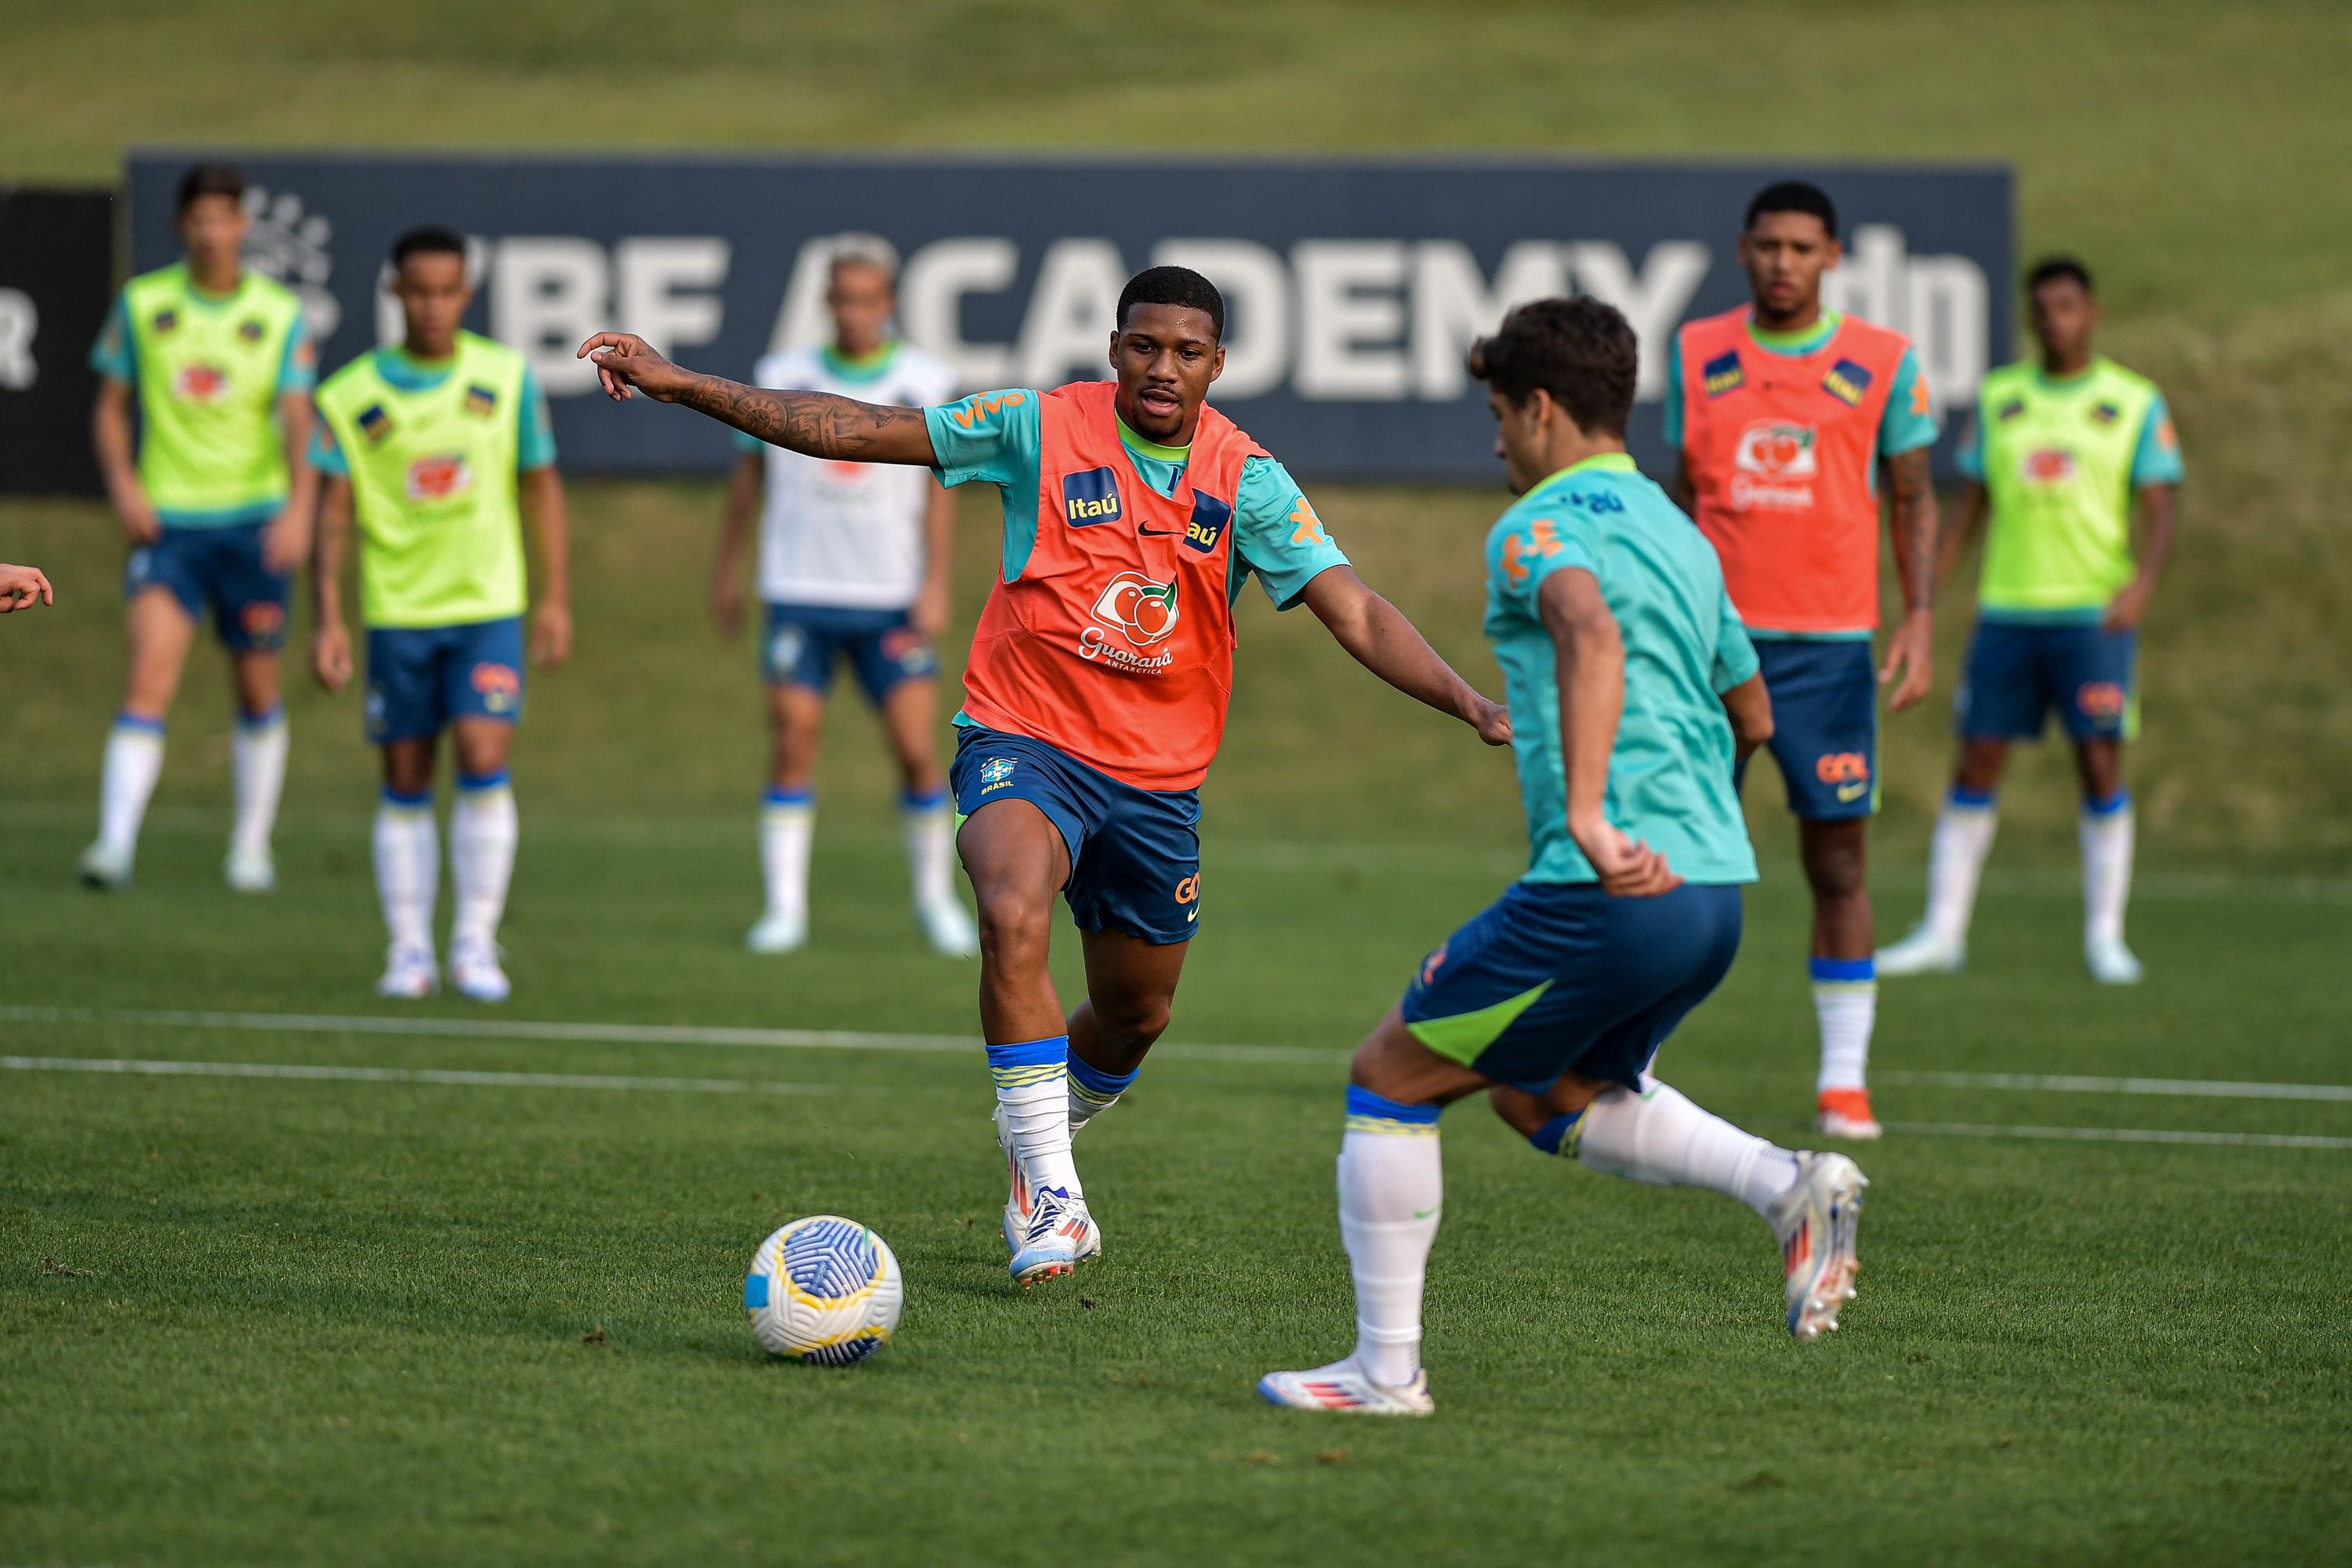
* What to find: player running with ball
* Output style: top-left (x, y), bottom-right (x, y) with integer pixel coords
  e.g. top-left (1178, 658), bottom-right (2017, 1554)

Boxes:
top-left (581, 265), bottom-right (1510, 1286)
top-left (1260, 299), bottom-right (1864, 1417)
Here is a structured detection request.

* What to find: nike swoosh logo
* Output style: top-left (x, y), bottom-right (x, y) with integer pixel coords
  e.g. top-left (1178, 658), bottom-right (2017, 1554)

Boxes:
top-left (1185, 907), bottom-right (1200, 922)
top-left (1413, 1207), bottom-right (1439, 1218)
top-left (1138, 526), bottom-right (1181, 536)
top-left (1836, 781), bottom-right (1870, 801)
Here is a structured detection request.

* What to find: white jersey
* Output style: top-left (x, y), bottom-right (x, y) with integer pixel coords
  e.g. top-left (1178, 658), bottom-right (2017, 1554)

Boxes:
top-left (749, 343), bottom-right (958, 609)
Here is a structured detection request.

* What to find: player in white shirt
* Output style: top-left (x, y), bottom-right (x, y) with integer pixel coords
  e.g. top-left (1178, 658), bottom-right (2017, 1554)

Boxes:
top-left (712, 237), bottom-right (978, 956)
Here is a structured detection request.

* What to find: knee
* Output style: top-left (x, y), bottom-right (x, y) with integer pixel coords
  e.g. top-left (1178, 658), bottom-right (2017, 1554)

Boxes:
top-left (1094, 991), bottom-right (1173, 1057)
top-left (1802, 835), bottom-right (1867, 899)
top-left (973, 884), bottom-right (1053, 965)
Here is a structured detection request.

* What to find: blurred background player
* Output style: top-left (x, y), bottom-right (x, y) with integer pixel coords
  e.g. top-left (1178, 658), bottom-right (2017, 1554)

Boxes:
top-left (1261, 299), bottom-right (1863, 1417)
top-left (81, 162), bottom-right (316, 893)
top-left (710, 236), bottom-right (976, 957)
top-left (580, 265), bottom-right (1508, 1287)
top-left (308, 227), bottom-right (572, 1001)
top-left (1878, 257), bottom-right (2181, 985)
top-left (2, 564), bottom-right (56, 612)
top-left (1666, 180), bottom-right (1940, 1141)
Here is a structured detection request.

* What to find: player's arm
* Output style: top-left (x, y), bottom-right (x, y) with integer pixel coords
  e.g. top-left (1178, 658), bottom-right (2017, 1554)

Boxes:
top-left (576, 333), bottom-right (938, 466)
top-left (521, 464), bottom-right (572, 670)
top-left (310, 475), bottom-right (356, 692)
top-left (0, 562), bottom-right (55, 612)
top-left (1878, 445), bottom-right (1938, 711)
top-left (263, 390), bottom-right (318, 575)
top-left (1298, 567), bottom-right (1510, 746)
top-left (91, 379), bottom-right (161, 546)
top-left (1719, 673), bottom-right (1773, 762)
top-left (712, 448), bottom-right (761, 637)
top-left (912, 474), bottom-right (957, 639)
top-left (2103, 481), bottom-right (2177, 632)
top-left (1537, 567), bottom-right (1677, 897)
top-left (1935, 480), bottom-right (1987, 593)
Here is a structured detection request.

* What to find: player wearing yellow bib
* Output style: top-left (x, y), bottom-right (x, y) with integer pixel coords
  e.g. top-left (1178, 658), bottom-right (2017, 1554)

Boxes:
top-left (82, 163), bottom-right (317, 894)
top-left (1879, 258), bottom-right (2182, 984)
top-left (308, 227), bottom-right (572, 1002)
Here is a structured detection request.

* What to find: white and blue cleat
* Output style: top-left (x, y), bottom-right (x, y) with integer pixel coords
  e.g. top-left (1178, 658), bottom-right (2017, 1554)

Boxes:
top-left (1875, 924), bottom-right (1965, 976)
top-left (1768, 1150), bottom-right (1867, 1341)
top-left (1258, 1359), bottom-right (1435, 1417)
top-left (994, 1102), bottom-right (1101, 1266)
top-left (2085, 935), bottom-right (2144, 985)
top-left (449, 938), bottom-right (511, 1003)
top-left (1008, 1185), bottom-right (1096, 1287)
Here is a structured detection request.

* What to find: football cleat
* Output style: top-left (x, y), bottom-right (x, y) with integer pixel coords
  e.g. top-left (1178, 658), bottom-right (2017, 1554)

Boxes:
top-left (1008, 1185), bottom-right (1094, 1286)
top-left (1258, 1359), bottom-right (1435, 1417)
top-left (223, 845), bottom-right (276, 894)
top-left (1875, 925), bottom-right (1965, 976)
top-left (2085, 935), bottom-right (2144, 986)
top-left (993, 1102), bottom-right (1100, 1262)
top-left (1768, 1150), bottom-right (1867, 1341)
top-left (78, 840), bottom-right (133, 891)
top-left (376, 944), bottom-right (439, 1000)
top-left (448, 938), bottom-right (511, 1003)
top-left (916, 895), bottom-right (980, 957)
top-left (1814, 1087), bottom-right (1883, 1141)
top-left (745, 909), bottom-right (808, 954)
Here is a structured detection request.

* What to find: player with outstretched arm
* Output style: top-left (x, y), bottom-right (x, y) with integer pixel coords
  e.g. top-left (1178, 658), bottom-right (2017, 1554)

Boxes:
top-left (580, 265), bottom-right (1511, 1287)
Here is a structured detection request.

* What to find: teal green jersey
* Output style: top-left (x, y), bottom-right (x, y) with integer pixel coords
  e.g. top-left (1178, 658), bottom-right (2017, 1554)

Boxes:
top-left (1661, 310), bottom-right (1939, 486)
top-left (1484, 453), bottom-right (1759, 887)
top-left (924, 388), bottom-right (1348, 609)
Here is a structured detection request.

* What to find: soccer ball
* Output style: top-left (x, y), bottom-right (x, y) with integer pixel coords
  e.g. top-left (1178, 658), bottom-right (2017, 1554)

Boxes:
top-left (743, 1215), bottom-right (903, 1365)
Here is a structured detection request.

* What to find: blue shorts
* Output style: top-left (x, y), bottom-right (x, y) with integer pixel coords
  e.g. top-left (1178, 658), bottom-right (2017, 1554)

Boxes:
top-left (123, 523), bottom-right (290, 653)
top-left (949, 725), bottom-right (1201, 946)
top-left (1401, 880), bottom-right (1744, 1094)
top-left (1956, 619), bottom-right (2137, 742)
top-left (1740, 637), bottom-right (1878, 821)
top-left (365, 617), bottom-right (526, 745)
top-left (763, 602), bottom-right (938, 705)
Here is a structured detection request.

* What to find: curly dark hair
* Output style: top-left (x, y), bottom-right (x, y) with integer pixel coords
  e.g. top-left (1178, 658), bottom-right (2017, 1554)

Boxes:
top-left (1116, 265), bottom-right (1225, 342)
top-left (1466, 296), bottom-right (1639, 437)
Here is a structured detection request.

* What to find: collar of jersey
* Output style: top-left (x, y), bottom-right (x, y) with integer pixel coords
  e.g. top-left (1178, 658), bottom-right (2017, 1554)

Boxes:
top-left (375, 343), bottom-right (460, 393)
top-left (821, 340), bottom-right (898, 382)
top-left (1537, 452), bottom-right (1637, 489)
top-left (1744, 308), bottom-right (1842, 358)
top-left (1114, 412), bottom-right (1191, 465)
top-left (2031, 358), bottom-right (2103, 392)
top-left (177, 265), bottom-right (248, 309)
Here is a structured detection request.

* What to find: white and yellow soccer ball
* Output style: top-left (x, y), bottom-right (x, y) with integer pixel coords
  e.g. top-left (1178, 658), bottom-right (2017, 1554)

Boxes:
top-left (743, 1215), bottom-right (903, 1365)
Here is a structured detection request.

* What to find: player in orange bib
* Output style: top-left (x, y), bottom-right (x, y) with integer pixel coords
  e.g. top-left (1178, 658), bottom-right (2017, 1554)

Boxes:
top-left (1667, 182), bottom-right (1942, 1141)
top-left (579, 267), bottom-right (1510, 1285)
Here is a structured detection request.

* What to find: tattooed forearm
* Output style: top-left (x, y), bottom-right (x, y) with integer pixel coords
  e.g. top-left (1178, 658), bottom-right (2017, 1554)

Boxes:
top-left (678, 376), bottom-right (934, 463)
top-left (1886, 448), bottom-right (1940, 613)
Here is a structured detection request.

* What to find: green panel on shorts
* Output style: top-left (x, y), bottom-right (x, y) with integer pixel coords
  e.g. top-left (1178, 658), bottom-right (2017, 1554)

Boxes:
top-left (1406, 979), bottom-right (1553, 1065)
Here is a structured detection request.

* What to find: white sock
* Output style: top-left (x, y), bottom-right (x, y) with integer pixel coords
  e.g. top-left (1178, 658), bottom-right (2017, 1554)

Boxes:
top-left (2081, 793), bottom-right (2136, 946)
top-left (988, 1036), bottom-right (1080, 1199)
top-left (760, 789), bottom-right (815, 921)
top-left (450, 774), bottom-right (517, 949)
top-left (96, 713), bottom-right (166, 858)
top-left (1811, 958), bottom-right (1876, 1094)
top-left (1338, 1088), bottom-right (1443, 1386)
top-left (1921, 788), bottom-right (1998, 945)
top-left (1571, 1075), bottom-right (1799, 1219)
top-left (229, 706), bottom-right (289, 860)
top-left (373, 793), bottom-right (439, 956)
top-left (902, 787), bottom-right (956, 907)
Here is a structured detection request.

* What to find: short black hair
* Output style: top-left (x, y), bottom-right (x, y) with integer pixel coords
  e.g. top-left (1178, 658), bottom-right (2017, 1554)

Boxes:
top-left (1466, 296), bottom-right (1639, 439)
top-left (176, 162), bottom-right (246, 216)
top-left (391, 226), bottom-right (467, 271)
top-left (1116, 265), bottom-right (1225, 342)
top-left (1744, 180), bottom-right (1838, 240)
top-left (2027, 255), bottom-right (2095, 296)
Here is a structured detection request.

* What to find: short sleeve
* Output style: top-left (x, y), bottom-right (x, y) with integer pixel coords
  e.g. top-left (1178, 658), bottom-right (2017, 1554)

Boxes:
top-left (516, 362), bottom-right (557, 470)
top-left (1953, 404), bottom-right (1985, 481)
top-left (1232, 456), bottom-right (1349, 609)
top-left (1711, 586), bottom-right (1760, 692)
top-left (1487, 510), bottom-right (1599, 618)
top-left (2130, 393), bottom-right (2184, 488)
top-left (89, 293), bottom-right (136, 385)
top-left (923, 388), bottom-right (1043, 489)
top-left (277, 312), bottom-right (318, 394)
top-left (309, 419), bottom-right (349, 479)
top-left (1660, 330), bottom-right (1686, 450)
top-left (1877, 347), bottom-right (1940, 457)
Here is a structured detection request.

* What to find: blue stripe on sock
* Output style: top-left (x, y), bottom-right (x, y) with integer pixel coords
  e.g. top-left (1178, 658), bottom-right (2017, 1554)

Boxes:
top-left (1343, 1083), bottom-right (1441, 1127)
top-left (1948, 786), bottom-right (1996, 810)
top-left (235, 702), bottom-right (285, 731)
top-left (985, 1036), bottom-right (1068, 1072)
top-left (2084, 789), bottom-right (2131, 818)
top-left (902, 786), bottom-right (949, 812)
top-left (1809, 956), bottom-right (1875, 984)
top-left (457, 769), bottom-right (510, 792)
top-left (1529, 1112), bottom-right (1580, 1156)
top-left (764, 786), bottom-right (813, 808)
top-left (379, 787), bottom-right (433, 809)
top-left (114, 711), bottom-right (165, 735)
top-left (1066, 1053), bottom-right (1137, 1100)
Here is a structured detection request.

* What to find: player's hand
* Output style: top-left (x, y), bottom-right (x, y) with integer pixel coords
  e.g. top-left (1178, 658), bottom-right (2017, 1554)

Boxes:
top-left (1570, 815), bottom-right (1682, 898)
top-left (576, 332), bottom-right (695, 404)
top-left (1468, 695), bottom-right (1513, 747)
top-left (116, 489), bottom-right (163, 546)
top-left (2101, 578), bottom-right (2154, 632)
top-left (0, 563), bottom-right (54, 612)
top-left (710, 569), bottom-right (744, 637)
top-left (532, 599), bottom-right (573, 670)
top-left (261, 507), bottom-right (311, 575)
top-left (312, 620), bottom-right (353, 693)
top-left (1878, 608), bottom-right (1935, 712)
top-left (909, 576), bottom-right (951, 640)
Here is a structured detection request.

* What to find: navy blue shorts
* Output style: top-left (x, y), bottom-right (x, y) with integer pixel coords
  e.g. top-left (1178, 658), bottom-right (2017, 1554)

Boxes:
top-left (365, 617), bottom-right (526, 744)
top-left (1740, 637), bottom-right (1878, 820)
top-left (123, 523), bottom-right (290, 653)
top-left (1956, 620), bottom-right (2137, 742)
top-left (949, 725), bottom-right (1201, 946)
top-left (1400, 880), bottom-right (1744, 1094)
top-left (762, 601), bottom-right (938, 705)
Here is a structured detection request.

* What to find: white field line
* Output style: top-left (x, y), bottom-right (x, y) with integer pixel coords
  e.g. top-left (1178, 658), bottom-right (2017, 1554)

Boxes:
top-left (1878, 1069), bottom-right (2352, 1103)
top-left (1884, 1120), bottom-right (2352, 1151)
top-left (0, 1054), bottom-right (850, 1097)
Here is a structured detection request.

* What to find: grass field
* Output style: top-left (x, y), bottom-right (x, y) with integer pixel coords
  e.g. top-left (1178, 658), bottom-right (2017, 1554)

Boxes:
top-left (6, 3), bottom-right (2352, 1562)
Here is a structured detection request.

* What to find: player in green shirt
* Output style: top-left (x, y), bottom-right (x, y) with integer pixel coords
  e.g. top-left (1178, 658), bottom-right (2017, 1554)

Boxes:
top-left (1879, 258), bottom-right (2182, 984)
top-left (307, 227), bottom-right (571, 1003)
top-left (82, 163), bottom-right (317, 895)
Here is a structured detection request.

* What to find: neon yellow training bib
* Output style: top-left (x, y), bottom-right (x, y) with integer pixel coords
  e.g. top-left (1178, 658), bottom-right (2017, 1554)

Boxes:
top-left (122, 263), bottom-right (304, 521)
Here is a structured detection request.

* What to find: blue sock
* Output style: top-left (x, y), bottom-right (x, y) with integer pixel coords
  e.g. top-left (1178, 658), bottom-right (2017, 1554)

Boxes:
top-left (1344, 1083), bottom-right (1442, 1134)
top-left (1529, 1112), bottom-right (1581, 1156)
top-left (1066, 1051), bottom-right (1138, 1129)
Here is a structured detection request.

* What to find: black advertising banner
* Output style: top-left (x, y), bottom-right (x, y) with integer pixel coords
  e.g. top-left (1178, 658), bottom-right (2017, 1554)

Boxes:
top-left (0, 187), bottom-right (114, 496)
top-left (127, 152), bottom-right (2009, 481)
